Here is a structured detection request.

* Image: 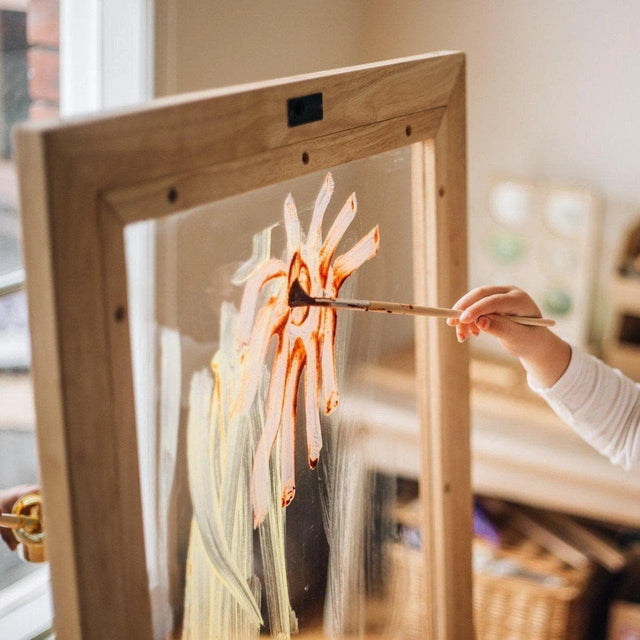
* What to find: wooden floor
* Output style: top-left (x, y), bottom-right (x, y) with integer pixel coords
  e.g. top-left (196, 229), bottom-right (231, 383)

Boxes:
top-left (170, 630), bottom-right (385, 639)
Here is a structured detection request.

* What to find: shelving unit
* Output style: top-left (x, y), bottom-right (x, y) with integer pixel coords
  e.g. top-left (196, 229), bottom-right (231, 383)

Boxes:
top-left (604, 257), bottom-right (640, 382)
top-left (350, 350), bottom-right (640, 528)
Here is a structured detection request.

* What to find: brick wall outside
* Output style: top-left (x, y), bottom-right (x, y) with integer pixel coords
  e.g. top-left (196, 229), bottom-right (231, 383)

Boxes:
top-left (26, 0), bottom-right (59, 120)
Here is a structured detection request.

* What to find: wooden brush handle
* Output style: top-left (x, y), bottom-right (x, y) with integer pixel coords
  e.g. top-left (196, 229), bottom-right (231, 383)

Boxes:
top-left (496, 314), bottom-right (556, 328)
top-left (313, 294), bottom-right (556, 327)
top-left (363, 300), bottom-right (556, 327)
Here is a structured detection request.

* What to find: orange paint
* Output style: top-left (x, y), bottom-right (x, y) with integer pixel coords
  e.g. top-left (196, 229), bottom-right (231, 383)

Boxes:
top-left (236, 172), bottom-right (379, 526)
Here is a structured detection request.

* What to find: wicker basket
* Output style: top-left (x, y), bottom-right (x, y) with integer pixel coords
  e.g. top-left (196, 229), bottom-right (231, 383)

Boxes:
top-left (389, 507), bottom-right (598, 640)
top-left (473, 528), bottom-right (595, 640)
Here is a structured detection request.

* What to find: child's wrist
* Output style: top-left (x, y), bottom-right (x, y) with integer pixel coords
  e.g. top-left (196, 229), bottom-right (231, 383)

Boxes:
top-left (519, 330), bottom-right (571, 389)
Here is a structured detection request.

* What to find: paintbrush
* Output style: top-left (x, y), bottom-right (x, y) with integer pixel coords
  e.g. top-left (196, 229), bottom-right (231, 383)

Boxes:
top-left (288, 279), bottom-right (555, 327)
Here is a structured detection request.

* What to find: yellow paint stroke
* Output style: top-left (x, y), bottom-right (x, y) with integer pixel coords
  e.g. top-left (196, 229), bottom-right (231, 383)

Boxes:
top-left (183, 303), bottom-right (294, 638)
top-left (183, 174), bottom-right (381, 639)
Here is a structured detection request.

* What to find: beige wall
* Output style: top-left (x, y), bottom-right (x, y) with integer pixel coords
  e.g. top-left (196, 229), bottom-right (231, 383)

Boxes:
top-left (155, 0), bottom-right (365, 94)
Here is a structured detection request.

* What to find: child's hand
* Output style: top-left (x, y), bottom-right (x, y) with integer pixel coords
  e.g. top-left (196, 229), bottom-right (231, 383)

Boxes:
top-left (447, 285), bottom-right (571, 388)
top-left (447, 286), bottom-right (543, 357)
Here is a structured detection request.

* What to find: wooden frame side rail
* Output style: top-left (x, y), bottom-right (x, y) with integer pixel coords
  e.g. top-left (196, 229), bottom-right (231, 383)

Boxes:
top-left (15, 52), bottom-right (472, 640)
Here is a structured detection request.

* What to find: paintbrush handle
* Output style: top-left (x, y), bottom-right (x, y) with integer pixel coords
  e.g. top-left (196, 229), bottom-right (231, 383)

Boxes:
top-left (331, 297), bottom-right (555, 327)
top-left (493, 314), bottom-right (555, 327)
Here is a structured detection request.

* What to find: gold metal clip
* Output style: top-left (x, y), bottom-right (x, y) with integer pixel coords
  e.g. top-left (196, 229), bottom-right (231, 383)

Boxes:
top-left (0, 492), bottom-right (46, 562)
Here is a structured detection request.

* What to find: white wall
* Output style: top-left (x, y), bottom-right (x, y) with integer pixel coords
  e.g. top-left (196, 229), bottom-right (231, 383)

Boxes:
top-left (362, 0), bottom-right (640, 338)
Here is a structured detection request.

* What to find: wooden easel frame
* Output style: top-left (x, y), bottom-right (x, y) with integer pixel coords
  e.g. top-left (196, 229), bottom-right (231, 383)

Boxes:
top-left (15, 52), bottom-right (472, 639)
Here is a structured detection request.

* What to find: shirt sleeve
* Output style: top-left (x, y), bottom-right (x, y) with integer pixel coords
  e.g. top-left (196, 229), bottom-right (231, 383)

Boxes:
top-left (527, 347), bottom-right (640, 469)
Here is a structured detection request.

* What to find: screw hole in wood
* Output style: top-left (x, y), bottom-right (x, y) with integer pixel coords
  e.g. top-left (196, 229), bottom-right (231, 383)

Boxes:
top-left (167, 186), bottom-right (178, 203)
top-left (114, 306), bottom-right (126, 322)
top-left (302, 151), bottom-right (310, 165)
top-left (438, 186), bottom-right (446, 197)
top-left (405, 125), bottom-right (412, 137)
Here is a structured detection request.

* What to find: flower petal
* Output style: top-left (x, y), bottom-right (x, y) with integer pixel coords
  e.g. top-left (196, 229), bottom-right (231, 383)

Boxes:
top-left (251, 332), bottom-right (290, 528)
top-left (284, 194), bottom-right (301, 260)
top-left (237, 258), bottom-right (287, 346)
top-left (319, 193), bottom-right (357, 277)
top-left (236, 298), bottom-right (288, 415)
top-left (287, 251), bottom-right (303, 289)
top-left (303, 335), bottom-right (322, 468)
top-left (319, 307), bottom-right (339, 414)
top-left (332, 225), bottom-right (380, 292)
top-left (307, 172), bottom-right (335, 250)
top-left (280, 339), bottom-right (306, 508)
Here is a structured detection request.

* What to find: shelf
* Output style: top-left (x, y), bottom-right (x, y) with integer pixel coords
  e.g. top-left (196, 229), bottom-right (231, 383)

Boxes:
top-left (347, 351), bottom-right (640, 528)
top-left (609, 274), bottom-right (640, 316)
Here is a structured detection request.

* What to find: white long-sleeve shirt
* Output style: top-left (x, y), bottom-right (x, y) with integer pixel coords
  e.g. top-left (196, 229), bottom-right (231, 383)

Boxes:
top-left (528, 348), bottom-right (640, 469)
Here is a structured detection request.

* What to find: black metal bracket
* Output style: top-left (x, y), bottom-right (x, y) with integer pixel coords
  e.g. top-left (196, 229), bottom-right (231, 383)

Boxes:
top-left (287, 93), bottom-right (323, 127)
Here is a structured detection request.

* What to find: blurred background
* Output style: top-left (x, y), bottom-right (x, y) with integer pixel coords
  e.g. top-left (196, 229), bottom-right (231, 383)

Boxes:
top-left (3, 1), bottom-right (640, 638)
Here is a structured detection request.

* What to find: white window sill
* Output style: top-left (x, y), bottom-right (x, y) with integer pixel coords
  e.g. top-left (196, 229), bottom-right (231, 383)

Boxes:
top-left (0, 567), bottom-right (53, 640)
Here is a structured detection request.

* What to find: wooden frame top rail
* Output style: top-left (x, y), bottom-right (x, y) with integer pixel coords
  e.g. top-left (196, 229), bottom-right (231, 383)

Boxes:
top-left (105, 107), bottom-right (446, 225)
top-left (21, 52), bottom-right (463, 194)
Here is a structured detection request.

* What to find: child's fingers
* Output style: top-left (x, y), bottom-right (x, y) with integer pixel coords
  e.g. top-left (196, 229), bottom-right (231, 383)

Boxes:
top-left (456, 321), bottom-right (479, 342)
top-left (452, 286), bottom-right (513, 313)
top-left (459, 291), bottom-right (537, 324)
top-left (459, 293), bottom-right (511, 323)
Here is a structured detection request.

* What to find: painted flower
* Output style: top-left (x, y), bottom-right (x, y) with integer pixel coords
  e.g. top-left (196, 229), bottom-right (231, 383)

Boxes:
top-left (235, 172), bottom-right (379, 527)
